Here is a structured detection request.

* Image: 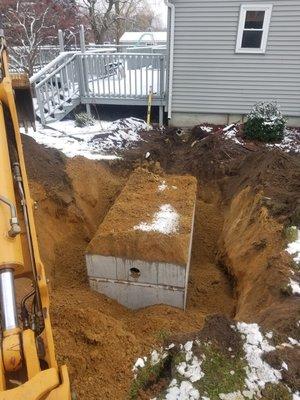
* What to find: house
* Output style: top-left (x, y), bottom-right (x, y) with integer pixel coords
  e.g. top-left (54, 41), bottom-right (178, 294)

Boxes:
top-left (119, 31), bottom-right (167, 47)
top-left (165, 1), bottom-right (300, 126)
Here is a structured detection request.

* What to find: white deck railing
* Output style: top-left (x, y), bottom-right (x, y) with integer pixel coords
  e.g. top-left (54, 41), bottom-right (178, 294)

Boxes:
top-left (33, 51), bottom-right (166, 124)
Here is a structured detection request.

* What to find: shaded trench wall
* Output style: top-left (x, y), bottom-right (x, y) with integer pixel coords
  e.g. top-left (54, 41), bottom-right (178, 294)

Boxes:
top-left (219, 186), bottom-right (298, 330)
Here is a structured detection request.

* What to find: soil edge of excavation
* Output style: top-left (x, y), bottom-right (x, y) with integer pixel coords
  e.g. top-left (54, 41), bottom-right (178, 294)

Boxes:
top-left (21, 131), bottom-right (300, 399)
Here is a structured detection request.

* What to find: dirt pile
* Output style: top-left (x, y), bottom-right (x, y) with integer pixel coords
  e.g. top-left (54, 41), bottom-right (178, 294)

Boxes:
top-left (116, 129), bottom-right (249, 181)
top-left (21, 128), bottom-right (300, 399)
top-left (22, 136), bottom-right (73, 204)
top-left (221, 149), bottom-right (300, 223)
top-left (119, 128), bottom-right (300, 224)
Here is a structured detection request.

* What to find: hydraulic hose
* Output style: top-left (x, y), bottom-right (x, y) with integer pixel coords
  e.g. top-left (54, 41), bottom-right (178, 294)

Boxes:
top-left (0, 194), bottom-right (21, 237)
top-left (13, 162), bottom-right (44, 333)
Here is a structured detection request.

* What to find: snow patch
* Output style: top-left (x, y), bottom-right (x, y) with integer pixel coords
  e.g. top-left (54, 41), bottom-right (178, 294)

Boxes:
top-left (223, 126), bottom-right (244, 145)
top-left (237, 322), bottom-right (281, 396)
top-left (289, 279), bottom-right (300, 295)
top-left (134, 204), bottom-right (179, 235)
top-left (158, 181), bottom-right (168, 192)
top-left (165, 380), bottom-right (200, 400)
top-left (267, 129), bottom-right (300, 153)
top-left (200, 125), bottom-right (213, 133)
top-left (286, 229), bottom-right (300, 263)
top-left (288, 337), bottom-right (300, 346)
top-left (48, 119), bottom-right (112, 135)
top-left (222, 124), bottom-right (300, 154)
top-left (134, 322), bottom-right (297, 400)
top-left (22, 117), bottom-right (148, 160)
top-left (133, 357), bottom-right (146, 372)
top-left (282, 362), bottom-right (288, 371)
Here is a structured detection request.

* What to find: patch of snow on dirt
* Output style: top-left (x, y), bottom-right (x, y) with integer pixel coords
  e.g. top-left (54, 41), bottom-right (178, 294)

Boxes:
top-left (158, 181), bottom-right (168, 192)
top-left (134, 204), bottom-right (179, 235)
top-left (222, 124), bottom-right (300, 153)
top-left (288, 337), bottom-right (300, 346)
top-left (176, 341), bottom-right (204, 383)
top-left (165, 380), bottom-right (200, 400)
top-left (158, 181), bottom-right (178, 193)
top-left (267, 129), bottom-right (300, 153)
top-left (48, 119), bottom-right (112, 135)
top-left (200, 125), bottom-right (213, 133)
top-left (286, 229), bottom-right (300, 263)
top-left (134, 322), bottom-right (296, 400)
top-left (22, 117), bottom-right (148, 160)
top-left (133, 349), bottom-right (168, 380)
top-left (237, 322), bottom-right (281, 396)
top-left (289, 279), bottom-right (300, 295)
top-left (223, 125), bottom-right (244, 145)
top-left (133, 357), bottom-right (146, 371)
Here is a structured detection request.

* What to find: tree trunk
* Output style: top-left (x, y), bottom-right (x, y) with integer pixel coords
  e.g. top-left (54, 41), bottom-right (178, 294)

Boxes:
top-left (89, 0), bottom-right (115, 44)
top-left (115, 1), bottom-right (121, 45)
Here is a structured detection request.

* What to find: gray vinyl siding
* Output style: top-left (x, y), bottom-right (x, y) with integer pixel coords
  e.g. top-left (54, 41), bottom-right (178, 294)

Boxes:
top-left (170, 0), bottom-right (300, 117)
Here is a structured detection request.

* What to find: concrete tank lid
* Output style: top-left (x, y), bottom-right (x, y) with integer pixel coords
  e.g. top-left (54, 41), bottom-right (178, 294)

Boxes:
top-left (86, 168), bottom-right (197, 266)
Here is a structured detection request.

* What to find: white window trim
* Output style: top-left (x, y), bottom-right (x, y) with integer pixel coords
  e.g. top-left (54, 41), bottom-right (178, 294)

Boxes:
top-left (236, 4), bottom-right (273, 54)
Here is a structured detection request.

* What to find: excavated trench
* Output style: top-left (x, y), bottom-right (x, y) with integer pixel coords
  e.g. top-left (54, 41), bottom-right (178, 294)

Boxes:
top-left (22, 132), bottom-right (300, 399)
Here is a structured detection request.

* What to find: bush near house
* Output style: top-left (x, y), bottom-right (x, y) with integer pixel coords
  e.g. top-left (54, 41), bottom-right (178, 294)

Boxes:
top-left (75, 112), bottom-right (95, 127)
top-left (244, 102), bottom-right (287, 143)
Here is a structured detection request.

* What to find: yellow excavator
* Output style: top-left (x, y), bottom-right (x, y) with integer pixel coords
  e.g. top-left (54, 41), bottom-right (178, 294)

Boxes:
top-left (0, 20), bottom-right (71, 400)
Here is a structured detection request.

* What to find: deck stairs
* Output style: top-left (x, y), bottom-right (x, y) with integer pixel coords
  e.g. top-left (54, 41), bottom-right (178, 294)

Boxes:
top-left (31, 53), bottom-right (81, 124)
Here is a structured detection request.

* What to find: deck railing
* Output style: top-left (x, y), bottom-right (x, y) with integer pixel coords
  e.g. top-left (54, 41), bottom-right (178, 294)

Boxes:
top-left (33, 51), bottom-right (166, 125)
top-left (9, 44), bottom-right (166, 75)
top-left (80, 52), bottom-right (166, 100)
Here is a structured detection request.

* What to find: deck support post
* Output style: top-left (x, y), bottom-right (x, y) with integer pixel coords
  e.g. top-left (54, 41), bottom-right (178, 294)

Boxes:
top-left (159, 55), bottom-right (165, 127)
top-left (159, 106), bottom-right (164, 127)
top-left (58, 29), bottom-right (67, 92)
top-left (58, 29), bottom-right (64, 53)
top-left (86, 104), bottom-right (91, 116)
top-left (80, 25), bottom-right (92, 117)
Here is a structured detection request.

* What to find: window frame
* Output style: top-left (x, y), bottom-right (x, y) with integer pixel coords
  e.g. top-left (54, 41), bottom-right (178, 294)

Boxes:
top-left (236, 4), bottom-right (273, 54)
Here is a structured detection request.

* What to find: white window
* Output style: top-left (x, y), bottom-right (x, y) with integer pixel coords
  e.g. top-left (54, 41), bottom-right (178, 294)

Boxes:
top-left (236, 4), bottom-right (273, 54)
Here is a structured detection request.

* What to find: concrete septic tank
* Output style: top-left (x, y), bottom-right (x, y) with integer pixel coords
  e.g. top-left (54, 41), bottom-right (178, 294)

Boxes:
top-left (86, 168), bottom-right (197, 310)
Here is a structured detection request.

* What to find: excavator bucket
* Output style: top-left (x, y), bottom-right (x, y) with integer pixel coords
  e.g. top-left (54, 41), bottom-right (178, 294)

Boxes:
top-left (11, 72), bottom-right (36, 132)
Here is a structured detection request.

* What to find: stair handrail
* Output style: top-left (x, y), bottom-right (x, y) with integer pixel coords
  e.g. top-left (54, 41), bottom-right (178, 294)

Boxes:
top-left (30, 52), bottom-right (74, 85)
top-left (30, 48), bottom-right (117, 85)
top-left (35, 54), bottom-right (77, 88)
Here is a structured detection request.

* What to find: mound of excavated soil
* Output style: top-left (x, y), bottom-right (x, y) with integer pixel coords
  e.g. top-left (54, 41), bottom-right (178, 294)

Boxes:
top-left (87, 168), bottom-right (197, 265)
top-left (21, 128), bottom-right (300, 399)
top-left (118, 129), bottom-right (300, 224)
top-left (221, 149), bottom-right (300, 222)
top-left (22, 135), bottom-right (73, 203)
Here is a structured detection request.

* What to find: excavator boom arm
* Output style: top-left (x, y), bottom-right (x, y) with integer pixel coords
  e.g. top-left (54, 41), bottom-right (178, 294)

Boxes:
top-left (0, 19), bottom-right (71, 400)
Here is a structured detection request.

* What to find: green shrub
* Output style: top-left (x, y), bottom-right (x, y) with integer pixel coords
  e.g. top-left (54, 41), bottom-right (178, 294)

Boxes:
top-left (244, 102), bottom-right (286, 142)
top-left (284, 226), bottom-right (298, 243)
top-left (75, 112), bottom-right (95, 127)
